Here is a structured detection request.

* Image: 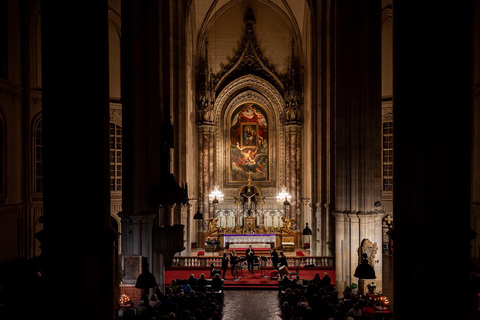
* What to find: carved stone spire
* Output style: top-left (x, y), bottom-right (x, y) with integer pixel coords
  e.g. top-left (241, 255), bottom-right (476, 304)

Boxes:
top-left (197, 39), bottom-right (215, 125)
top-left (244, 7), bottom-right (256, 32)
top-left (284, 38), bottom-right (303, 126)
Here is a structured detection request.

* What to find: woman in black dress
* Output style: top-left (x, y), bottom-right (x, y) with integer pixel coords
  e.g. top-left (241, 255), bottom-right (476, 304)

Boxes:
top-left (230, 249), bottom-right (237, 277)
top-left (221, 252), bottom-right (229, 279)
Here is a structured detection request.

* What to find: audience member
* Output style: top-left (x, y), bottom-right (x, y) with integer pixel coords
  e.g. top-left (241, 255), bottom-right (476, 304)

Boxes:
top-left (149, 294), bottom-right (160, 309)
top-left (322, 272), bottom-right (332, 287)
top-left (197, 273), bottom-right (207, 292)
top-left (187, 274), bottom-right (197, 287)
top-left (212, 274), bottom-right (223, 291)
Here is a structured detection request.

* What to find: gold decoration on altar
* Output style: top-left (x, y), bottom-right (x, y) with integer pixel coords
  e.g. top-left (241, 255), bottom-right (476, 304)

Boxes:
top-left (206, 217), bottom-right (221, 236)
top-left (244, 215), bottom-right (256, 233)
top-left (280, 216), bottom-right (296, 235)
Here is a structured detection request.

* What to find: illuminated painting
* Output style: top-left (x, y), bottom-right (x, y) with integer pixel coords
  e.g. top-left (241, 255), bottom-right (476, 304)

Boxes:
top-left (229, 103), bottom-right (269, 182)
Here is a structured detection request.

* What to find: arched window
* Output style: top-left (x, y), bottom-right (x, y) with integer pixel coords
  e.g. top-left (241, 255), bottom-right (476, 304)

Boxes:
top-left (0, 110), bottom-right (5, 202)
top-left (33, 116), bottom-right (43, 195)
top-left (110, 123), bottom-right (122, 191)
top-left (382, 121), bottom-right (393, 191)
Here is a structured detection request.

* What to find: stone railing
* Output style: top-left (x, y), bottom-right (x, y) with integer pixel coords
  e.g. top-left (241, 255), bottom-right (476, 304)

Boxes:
top-left (170, 256), bottom-right (334, 268)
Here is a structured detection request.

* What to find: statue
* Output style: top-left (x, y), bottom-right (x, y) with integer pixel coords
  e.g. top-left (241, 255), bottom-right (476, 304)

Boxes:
top-left (205, 217), bottom-right (221, 235)
top-left (241, 187), bottom-right (258, 214)
top-left (360, 238), bottom-right (378, 267)
top-left (280, 216), bottom-right (296, 235)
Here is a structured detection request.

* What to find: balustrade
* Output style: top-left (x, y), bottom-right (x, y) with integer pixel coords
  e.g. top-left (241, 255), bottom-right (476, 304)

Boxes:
top-left (170, 256), bottom-right (334, 268)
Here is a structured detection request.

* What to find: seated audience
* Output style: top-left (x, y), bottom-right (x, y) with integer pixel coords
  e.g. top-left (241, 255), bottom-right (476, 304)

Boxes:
top-left (212, 273), bottom-right (223, 291)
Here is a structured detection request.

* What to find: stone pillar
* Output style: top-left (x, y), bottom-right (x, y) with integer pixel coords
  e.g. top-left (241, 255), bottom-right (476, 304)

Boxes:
top-left (153, 253), bottom-right (165, 294)
top-left (314, 203), bottom-right (322, 256)
top-left (308, 0), bottom-right (336, 261)
top-left (285, 125), bottom-right (302, 230)
top-left (324, 202), bottom-right (333, 255)
top-left (393, 2), bottom-right (473, 319)
top-left (41, 1), bottom-right (115, 319)
top-left (198, 125), bottom-right (215, 228)
top-left (185, 203), bottom-right (192, 256)
top-left (349, 213), bottom-right (360, 288)
top-left (130, 216), bottom-right (143, 255)
top-left (373, 212), bottom-right (383, 292)
top-left (332, 212), bottom-right (348, 295)
top-left (332, 0), bottom-right (382, 298)
top-left (121, 0), bottom-right (188, 299)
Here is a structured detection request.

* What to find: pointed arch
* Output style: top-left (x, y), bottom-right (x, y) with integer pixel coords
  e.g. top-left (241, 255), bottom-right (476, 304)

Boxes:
top-left (0, 106), bottom-right (5, 203)
top-left (214, 75), bottom-right (285, 191)
top-left (32, 112), bottom-right (43, 197)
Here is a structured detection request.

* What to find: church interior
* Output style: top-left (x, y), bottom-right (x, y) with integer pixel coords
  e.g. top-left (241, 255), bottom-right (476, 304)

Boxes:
top-left (0, 0), bottom-right (479, 319)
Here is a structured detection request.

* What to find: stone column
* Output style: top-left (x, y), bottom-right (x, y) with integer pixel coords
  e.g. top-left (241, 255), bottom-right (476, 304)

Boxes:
top-left (332, 0), bottom-right (382, 297)
top-left (309, 0), bottom-right (335, 261)
top-left (373, 212), bottom-right (384, 292)
top-left (185, 203), bottom-right (192, 256)
top-left (393, 2), bottom-right (473, 319)
top-left (41, 1), bottom-right (115, 319)
top-left (332, 212), bottom-right (348, 294)
top-left (285, 125), bottom-right (302, 230)
top-left (314, 203), bottom-right (322, 256)
top-left (198, 124), bottom-right (215, 228)
top-left (324, 202), bottom-right (333, 255)
top-left (349, 213), bottom-right (360, 288)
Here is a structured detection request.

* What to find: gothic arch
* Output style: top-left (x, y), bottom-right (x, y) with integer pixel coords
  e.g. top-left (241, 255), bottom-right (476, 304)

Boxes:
top-left (194, 0), bottom-right (303, 55)
top-left (31, 112), bottom-right (43, 199)
top-left (213, 75), bottom-right (285, 196)
top-left (0, 106), bottom-right (5, 202)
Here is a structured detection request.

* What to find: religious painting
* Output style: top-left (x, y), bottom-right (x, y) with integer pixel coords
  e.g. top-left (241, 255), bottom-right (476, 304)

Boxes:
top-left (229, 103), bottom-right (269, 182)
top-left (123, 255), bottom-right (142, 284)
top-left (241, 123), bottom-right (258, 147)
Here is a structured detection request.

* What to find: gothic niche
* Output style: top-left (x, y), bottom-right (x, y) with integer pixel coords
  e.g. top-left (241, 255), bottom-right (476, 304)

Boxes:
top-left (229, 103), bottom-right (269, 182)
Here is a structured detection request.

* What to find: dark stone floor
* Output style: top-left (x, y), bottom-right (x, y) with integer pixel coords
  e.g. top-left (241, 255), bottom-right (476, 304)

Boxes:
top-left (222, 290), bottom-right (283, 320)
top-left (221, 255), bottom-right (394, 319)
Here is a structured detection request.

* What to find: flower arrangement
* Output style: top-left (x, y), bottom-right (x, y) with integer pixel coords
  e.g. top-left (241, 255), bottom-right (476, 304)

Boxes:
top-left (206, 237), bottom-right (220, 246)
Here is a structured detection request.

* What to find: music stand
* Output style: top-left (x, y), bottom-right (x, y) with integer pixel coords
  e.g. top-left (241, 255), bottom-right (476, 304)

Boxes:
top-left (259, 256), bottom-right (268, 278)
top-left (233, 257), bottom-right (247, 281)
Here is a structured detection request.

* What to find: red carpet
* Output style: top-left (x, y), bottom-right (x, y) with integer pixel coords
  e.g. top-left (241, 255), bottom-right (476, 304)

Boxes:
top-left (165, 266), bottom-right (335, 289)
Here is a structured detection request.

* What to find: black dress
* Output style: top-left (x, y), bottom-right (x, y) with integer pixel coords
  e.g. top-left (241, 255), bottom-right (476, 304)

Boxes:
top-left (271, 250), bottom-right (279, 269)
top-left (221, 256), bottom-right (229, 279)
top-left (246, 248), bottom-right (255, 274)
top-left (230, 253), bottom-right (237, 276)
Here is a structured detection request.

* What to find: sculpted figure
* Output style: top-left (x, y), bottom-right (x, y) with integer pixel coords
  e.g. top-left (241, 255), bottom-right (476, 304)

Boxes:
top-left (280, 216), bottom-right (295, 235)
top-left (360, 239), bottom-right (378, 266)
top-left (206, 217), bottom-right (221, 235)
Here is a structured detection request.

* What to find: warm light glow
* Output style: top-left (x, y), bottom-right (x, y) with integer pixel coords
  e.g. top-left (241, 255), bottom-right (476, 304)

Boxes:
top-left (276, 187), bottom-right (292, 203)
top-left (120, 293), bottom-right (131, 305)
top-left (209, 185), bottom-right (224, 203)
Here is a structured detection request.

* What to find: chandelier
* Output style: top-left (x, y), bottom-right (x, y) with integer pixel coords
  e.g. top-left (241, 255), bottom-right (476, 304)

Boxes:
top-left (209, 186), bottom-right (224, 204)
top-left (276, 187), bottom-right (291, 206)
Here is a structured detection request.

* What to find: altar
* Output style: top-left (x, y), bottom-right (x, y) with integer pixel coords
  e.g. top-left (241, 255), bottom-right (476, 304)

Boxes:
top-left (200, 178), bottom-right (301, 251)
top-left (224, 234), bottom-right (276, 246)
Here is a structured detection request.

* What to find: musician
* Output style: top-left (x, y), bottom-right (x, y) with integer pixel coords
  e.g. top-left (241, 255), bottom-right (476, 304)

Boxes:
top-left (210, 263), bottom-right (221, 278)
top-left (271, 247), bottom-right (279, 270)
top-left (230, 249), bottom-right (238, 277)
top-left (221, 253), bottom-right (229, 279)
top-left (279, 251), bottom-right (288, 268)
top-left (246, 245), bottom-right (255, 275)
